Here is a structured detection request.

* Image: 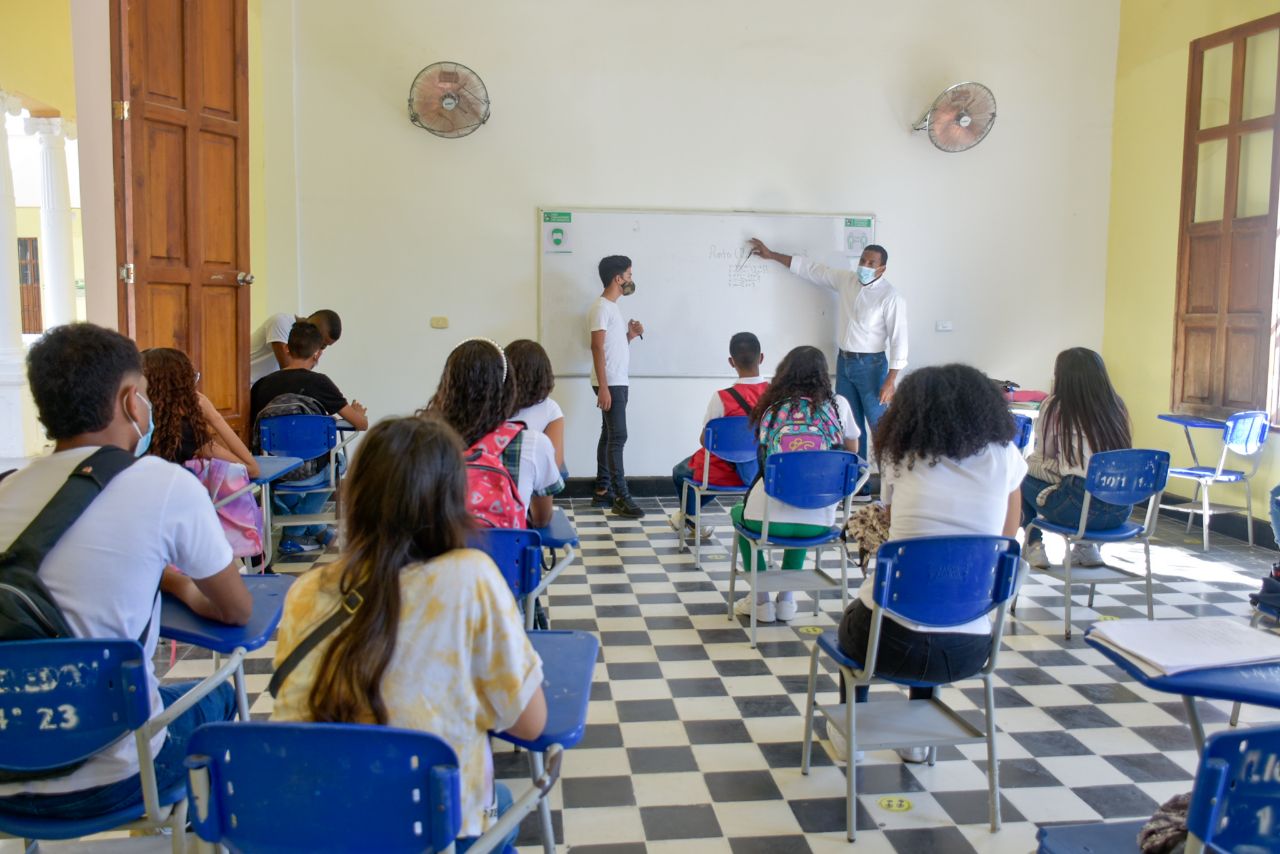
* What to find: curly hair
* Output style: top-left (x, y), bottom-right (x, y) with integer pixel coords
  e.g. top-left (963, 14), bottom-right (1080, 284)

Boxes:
top-left (422, 339), bottom-right (517, 447)
top-left (750, 346), bottom-right (834, 426)
top-left (507, 339), bottom-right (555, 411)
top-left (141, 347), bottom-right (212, 463)
top-left (873, 363), bottom-right (1015, 470)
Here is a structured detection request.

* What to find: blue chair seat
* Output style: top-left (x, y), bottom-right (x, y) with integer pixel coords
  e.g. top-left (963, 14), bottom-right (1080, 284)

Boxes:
top-left (1259, 601), bottom-right (1280, 621)
top-left (681, 476), bottom-right (750, 494)
top-left (0, 783), bottom-right (187, 840)
top-left (1169, 465), bottom-right (1246, 482)
top-left (732, 521), bottom-right (841, 548)
top-left (272, 469), bottom-right (332, 491)
top-left (1031, 519), bottom-right (1145, 542)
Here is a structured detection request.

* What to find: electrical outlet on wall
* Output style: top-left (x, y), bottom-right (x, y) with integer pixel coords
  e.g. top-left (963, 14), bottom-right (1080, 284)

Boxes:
top-left (430, 317), bottom-right (449, 329)
top-left (935, 320), bottom-right (953, 332)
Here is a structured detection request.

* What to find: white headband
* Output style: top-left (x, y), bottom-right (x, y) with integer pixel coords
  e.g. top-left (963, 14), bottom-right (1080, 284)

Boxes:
top-left (454, 337), bottom-right (507, 383)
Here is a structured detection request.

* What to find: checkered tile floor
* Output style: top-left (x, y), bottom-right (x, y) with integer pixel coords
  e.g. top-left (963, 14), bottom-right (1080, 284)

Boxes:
top-left (157, 499), bottom-right (1280, 853)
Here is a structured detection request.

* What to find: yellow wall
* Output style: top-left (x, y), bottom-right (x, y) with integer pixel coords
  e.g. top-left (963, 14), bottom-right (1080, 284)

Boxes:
top-left (1103, 0), bottom-right (1280, 521)
top-left (247, 0), bottom-right (267, 326)
top-left (0, 0), bottom-right (75, 116)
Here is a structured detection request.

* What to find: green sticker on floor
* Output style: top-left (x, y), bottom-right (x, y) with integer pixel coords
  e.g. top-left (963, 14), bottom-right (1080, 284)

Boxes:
top-left (1098, 615), bottom-right (1120, 621)
top-left (797, 626), bottom-right (824, 635)
top-left (878, 796), bottom-right (912, 812)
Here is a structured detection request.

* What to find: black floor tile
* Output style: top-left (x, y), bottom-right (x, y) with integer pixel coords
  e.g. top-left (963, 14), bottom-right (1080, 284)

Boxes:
top-left (562, 776), bottom-right (637, 808)
top-left (640, 804), bottom-right (723, 840)
top-left (1073, 784), bottom-right (1162, 819)
top-left (627, 745), bottom-right (699, 774)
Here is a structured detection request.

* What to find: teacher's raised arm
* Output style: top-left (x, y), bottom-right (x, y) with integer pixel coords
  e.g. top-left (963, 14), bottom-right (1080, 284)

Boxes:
top-left (746, 238), bottom-right (907, 445)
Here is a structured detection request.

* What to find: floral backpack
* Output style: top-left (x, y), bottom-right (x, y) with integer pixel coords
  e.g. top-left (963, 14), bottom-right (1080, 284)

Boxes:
top-left (756, 397), bottom-right (844, 476)
top-left (465, 422), bottom-right (527, 528)
top-left (184, 458), bottom-right (264, 557)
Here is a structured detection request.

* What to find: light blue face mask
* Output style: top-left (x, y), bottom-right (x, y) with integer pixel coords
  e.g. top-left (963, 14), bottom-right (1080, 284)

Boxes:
top-left (856, 265), bottom-right (878, 285)
top-left (131, 392), bottom-right (154, 457)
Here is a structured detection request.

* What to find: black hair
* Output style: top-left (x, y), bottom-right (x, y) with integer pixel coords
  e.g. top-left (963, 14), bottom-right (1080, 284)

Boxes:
top-left (598, 255), bottom-right (632, 288)
top-left (750, 346), bottom-right (833, 426)
top-left (424, 339), bottom-right (517, 446)
top-left (507, 339), bottom-right (556, 410)
top-left (27, 323), bottom-right (142, 440)
top-left (873, 363), bottom-right (1015, 470)
top-left (865, 244), bottom-right (888, 266)
top-left (729, 332), bottom-right (762, 369)
top-left (288, 321), bottom-right (325, 359)
top-left (1043, 347), bottom-right (1131, 468)
top-left (308, 309), bottom-right (342, 343)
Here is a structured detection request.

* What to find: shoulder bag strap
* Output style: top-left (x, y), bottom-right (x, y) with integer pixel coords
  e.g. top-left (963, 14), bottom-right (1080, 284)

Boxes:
top-left (267, 586), bottom-right (365, 698)
top-left (724, 387), bottom-right (752, 417)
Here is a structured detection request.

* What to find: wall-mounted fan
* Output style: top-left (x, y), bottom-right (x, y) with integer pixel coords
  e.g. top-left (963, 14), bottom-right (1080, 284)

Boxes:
top-left (408, 62), bottom-right (490, 139)
top-left (912, 82), bottom-right (997, 153)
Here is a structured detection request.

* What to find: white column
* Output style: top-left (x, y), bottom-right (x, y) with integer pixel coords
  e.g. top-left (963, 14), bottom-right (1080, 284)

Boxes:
top-left (25, 116), bottom-right (77, 330)
top-left (0, 92), bottom-right (31, 457)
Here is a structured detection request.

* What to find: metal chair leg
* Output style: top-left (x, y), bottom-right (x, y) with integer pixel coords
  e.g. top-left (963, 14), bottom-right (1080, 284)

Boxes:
top-left (1185, 484), bottom-right (1200, 534)
top-left (845, 682), bottom-right (858, 842)
top-left (984, 676), bottom-right (1002, 831)
top-left (748, 543), bottom-right (759, 648)
top-left (1245, 483), bottom-right (1255, 546)
top-left (1063, 542), bottom-right (1074, 640)
top-left (678, 481), bottom-right (689, 554)
top-left (1144, 539), bottom-right (1154, 621)
top-left (1230, 700), bottom-right (1243, 727)
top-left (801, 645), bottom-right (819, 775)
top-left (692, 486), bottom-right (703, 568)
top-left (528, 750), bottom-right (555, 854)
top-left (1201, 483), bottom-right (1211, 551)
top-left (727, 532), bottom-right (739, 622)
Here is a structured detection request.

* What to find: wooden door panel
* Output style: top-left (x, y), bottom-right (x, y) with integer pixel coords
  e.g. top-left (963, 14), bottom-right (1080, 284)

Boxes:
top-left (200, 285), bottom-right (238, 410)
top-left (198, 132), bottom-right (236, 264)
top-left (1223, 323), bottom-right (1267, 408)
top-left (1186, 234), bottom-right (1222, 313)
top-left (142, 121), bottom-right (187, 263)
top-left (137, 283), bottom-right (190, 351)
top-left (1227, 226), bottom-right (1269, 313)
top-left (198, 0), bottom-right (237, 119)
top-left (142, 0), bottom-right (185, 107)
top-left (1179, 325), bottom-right (1218, 405)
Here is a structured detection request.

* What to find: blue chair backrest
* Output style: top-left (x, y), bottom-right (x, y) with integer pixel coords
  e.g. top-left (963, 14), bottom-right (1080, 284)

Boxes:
top-left (703, 416), bottom-right (757, 465)
top-left (871, 536), bottom-right (1021, 628)
top-left (1223, 410), bottom-right (1269, 456)
top-left (259, 415), bottom-right (337, 461)
top-left (0, 639), bottom-right (151, 775)
top-left (762, 450), bottom-right (864, 510)
top-left (1012, 414), bottom-right (1033, 451)
top-left (186, 722), bottom-right (463, 853)
top-left (1084, 449), bottom-right (1170, 505)
top-left (470, 528), bottom-right (542, 601)
top-left (1185, 723), bottom-right (1280, 851)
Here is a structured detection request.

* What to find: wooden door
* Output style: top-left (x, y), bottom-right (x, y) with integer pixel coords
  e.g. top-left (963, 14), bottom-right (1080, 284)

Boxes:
top-left (113, 0), bottom-right (251, 431)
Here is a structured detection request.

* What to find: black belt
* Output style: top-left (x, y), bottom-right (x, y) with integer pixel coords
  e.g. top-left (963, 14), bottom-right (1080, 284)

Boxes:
top-left (840, 350), bottom-right (883, 358)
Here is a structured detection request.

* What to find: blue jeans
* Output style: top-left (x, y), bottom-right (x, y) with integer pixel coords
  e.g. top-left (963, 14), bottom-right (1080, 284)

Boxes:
top-left (456, 781), bottom-right (515, 853)
top-left (673, 456), bottom-right (720, 517)
top-left (273, 489), bottom-right (332, 538)
top-left (1021, 474), bottom-right (1133, 543)
top-left (0, 681), bottom-right (237, 820)
top-left (836, 351), bottom-right (888, 448)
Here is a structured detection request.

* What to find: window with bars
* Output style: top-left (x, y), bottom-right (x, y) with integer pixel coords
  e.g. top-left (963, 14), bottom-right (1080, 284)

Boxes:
top-left (17, 237), bottom-right (41, 334)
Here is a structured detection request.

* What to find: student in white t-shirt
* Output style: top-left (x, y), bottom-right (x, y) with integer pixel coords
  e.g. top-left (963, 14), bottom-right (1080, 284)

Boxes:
top-left (831, 364), bottom-right (1025, 765)
top-left (506, 339), bottom-right (567, 478)
top-left (248, 308), bottom-right (342, 383)
top-left (424, 339), bottom-right (564, 527)
top-left (0, 323), bottom-right (252, 819)
top-left (733, 346), bottom-right (861, 625)
top-left (589, 255), bottom-right (646, 519)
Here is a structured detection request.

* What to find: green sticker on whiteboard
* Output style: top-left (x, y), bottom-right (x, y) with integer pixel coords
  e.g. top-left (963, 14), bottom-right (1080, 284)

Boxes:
top-left (845, 217), bottom-right (873, 228)
top-left (797, 626), bottom-right (824, 636)
top-left (543, 212), bottom-right (571, 223)
top-left (878, 796), bottom-right (912, 812)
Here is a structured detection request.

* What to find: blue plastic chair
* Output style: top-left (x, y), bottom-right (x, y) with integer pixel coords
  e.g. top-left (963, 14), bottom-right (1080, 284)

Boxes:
top-left (185, 722), bottom-right (562, 854)
top-left (1026, 449), bottom-right (1170, 639)
top-left (0, 639), bottom-right (238, 854)
top-left (1036, 723), bottom-right (1280, 853)
top-left (259, 415), bottom-right (351, 553)
top-left (1013, 413), bottom-right (1034, 451)
top-left (679, 416), bottom-right (758, 567)
top-left (728, 450), bottom-right (868, 648)
top-left (801, 536), bottom-right (1023, 841)
top-left (1164, 410), bottom-right (1269, 551)
top-left (471, 528), bottom-right (544, 627)
top-left (1229, 599), bottom-right (1280, 727)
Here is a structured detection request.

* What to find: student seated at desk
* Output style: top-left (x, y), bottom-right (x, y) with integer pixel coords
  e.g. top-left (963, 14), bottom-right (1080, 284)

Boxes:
top-left (1021, 348), bottom-right (1133, 569)
top-left (142, 346), bottom-right (260, 478)
top-left (734, 345), bottom-right (860, 624)
top-left (250, 321), bottom-right (368, 554)
top-left (423, 338), bottom-right (564, 529)
top-left (506, 338), bottom-right (567, 478)
top-left (670, 331), bottom-right (768, 539)
top-left (271, 416), bottom-right (546, 850)
top-left (834, 364), bottom-right (1025, 765)
top-left (0, 323), bottom-right (252, 819)
top-left (248, 307), bottom-right (342, 383)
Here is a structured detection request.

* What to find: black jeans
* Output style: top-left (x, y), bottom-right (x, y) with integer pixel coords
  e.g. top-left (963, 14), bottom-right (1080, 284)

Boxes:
top-left (594, 385), bottom-right (630, 499)
top-left (837, 602), bottom-right (991, 702)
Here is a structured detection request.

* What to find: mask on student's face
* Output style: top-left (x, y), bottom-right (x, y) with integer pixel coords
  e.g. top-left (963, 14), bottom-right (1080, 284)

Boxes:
top-left (856, 266), bottom-right (878, 285)
top-left (130, 392), bottom-right (154, 457)
top-left (621, 280), bottom-right (636, 296)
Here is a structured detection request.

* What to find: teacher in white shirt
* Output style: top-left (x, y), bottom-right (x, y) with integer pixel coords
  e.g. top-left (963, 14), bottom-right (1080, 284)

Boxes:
top-left (748, 239), bottom-right (908, 445)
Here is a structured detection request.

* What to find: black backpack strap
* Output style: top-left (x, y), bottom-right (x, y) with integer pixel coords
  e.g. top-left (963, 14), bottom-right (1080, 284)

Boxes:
top-left (0, 447), bottom-right (136, 573)
top-left (724, 387), bottom-right (752, 417)
top-left (268, 586), bottom-right (365, 698)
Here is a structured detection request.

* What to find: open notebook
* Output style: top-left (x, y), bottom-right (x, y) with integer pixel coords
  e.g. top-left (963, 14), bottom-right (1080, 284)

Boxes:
top-left (1089, 617), bottom-right (1280, 678)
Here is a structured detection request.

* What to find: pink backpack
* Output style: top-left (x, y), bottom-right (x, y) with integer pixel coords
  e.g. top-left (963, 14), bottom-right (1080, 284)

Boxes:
top-left (465, 422), bottom-right (527, 528)
top-left (184, 458), bottom-right (264, 557)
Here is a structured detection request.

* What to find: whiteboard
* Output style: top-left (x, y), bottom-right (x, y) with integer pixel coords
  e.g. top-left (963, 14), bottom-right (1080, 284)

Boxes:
top-left (537, 208), bottom-right (874, 378)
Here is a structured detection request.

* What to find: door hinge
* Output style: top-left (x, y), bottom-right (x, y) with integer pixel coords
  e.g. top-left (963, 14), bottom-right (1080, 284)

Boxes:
top-left (112, 100), bottom-right (130, 120)
top-left (119, 263), bottom-right (135, 284)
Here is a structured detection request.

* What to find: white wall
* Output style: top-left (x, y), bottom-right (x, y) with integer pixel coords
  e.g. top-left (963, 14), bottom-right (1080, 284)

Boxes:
top-left (270, 0), bottom-right (1121, 476)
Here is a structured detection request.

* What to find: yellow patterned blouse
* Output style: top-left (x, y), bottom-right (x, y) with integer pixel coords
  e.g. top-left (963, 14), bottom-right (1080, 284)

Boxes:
top-left (271, 548), bottom-right (543, 837)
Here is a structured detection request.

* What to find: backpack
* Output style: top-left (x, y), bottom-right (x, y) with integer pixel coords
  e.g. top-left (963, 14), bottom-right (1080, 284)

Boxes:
top-left (756, 397), bottom-right (844, 475)
top-left (251, 393), bottom-right (330, 482)
top-left (465, 422), bottom-right (527, 528)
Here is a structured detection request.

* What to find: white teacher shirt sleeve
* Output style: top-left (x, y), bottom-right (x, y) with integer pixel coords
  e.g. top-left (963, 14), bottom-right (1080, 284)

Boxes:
top-left (884, 292), bottom-right (909, 371)
top-left (265, 312), bottom-right (295, 346)
top-left (789, 256), bottom-right (855, 294)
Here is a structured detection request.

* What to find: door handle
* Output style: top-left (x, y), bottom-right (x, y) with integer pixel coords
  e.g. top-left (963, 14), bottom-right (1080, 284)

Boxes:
top-left (236, 271), bottom-right (255, 286)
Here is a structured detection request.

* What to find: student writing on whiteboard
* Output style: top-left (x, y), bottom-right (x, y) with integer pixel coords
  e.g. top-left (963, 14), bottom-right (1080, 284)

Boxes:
top-left (589, 255), bottom-right (646, 519)
top-left (747, 240), bottom-right (907, 445)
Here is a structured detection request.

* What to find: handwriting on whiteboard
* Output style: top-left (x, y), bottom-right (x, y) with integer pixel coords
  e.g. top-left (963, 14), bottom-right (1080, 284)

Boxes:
top-left (709, 244), bottom-right (763, 288)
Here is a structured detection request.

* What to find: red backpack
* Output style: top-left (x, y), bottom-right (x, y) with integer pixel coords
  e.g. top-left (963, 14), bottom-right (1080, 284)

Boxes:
top-left (465, 422), bottom-right (527, 528)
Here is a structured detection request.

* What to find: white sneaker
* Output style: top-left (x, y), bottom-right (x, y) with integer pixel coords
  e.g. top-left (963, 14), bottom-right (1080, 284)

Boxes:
top-left (827, 725), bottom-right (864, 763)
top-left (1070, 543), bottom-right (1105, 567)
top-left (734, 595), bottom-right (775, 623)
top-left (1023, 540), bottom-right (1050, 569)
top-left (775, 597), bottom-right (798, 621)
top-left (897, 746), bottom-right (930, 764)
top-left (669, 512), bottom-right (713, 541)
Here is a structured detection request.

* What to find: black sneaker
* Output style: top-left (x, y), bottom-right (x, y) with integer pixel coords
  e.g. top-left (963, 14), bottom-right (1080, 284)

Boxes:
top-left (1271, 560), bottom-right (1280, 581)
top-left (591, 490), bottom-right (614, 507)
top-left (612, 496), bottom-right (647, 519)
